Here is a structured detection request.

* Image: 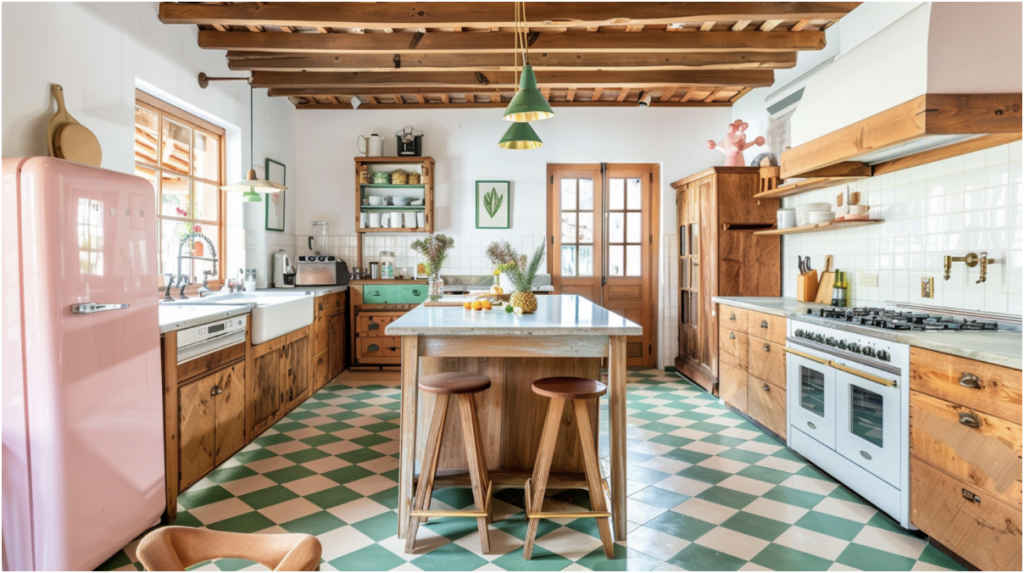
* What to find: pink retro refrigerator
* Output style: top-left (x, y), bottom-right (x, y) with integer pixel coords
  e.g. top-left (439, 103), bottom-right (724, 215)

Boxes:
top-left (2, 158), bottom-right (165, 571)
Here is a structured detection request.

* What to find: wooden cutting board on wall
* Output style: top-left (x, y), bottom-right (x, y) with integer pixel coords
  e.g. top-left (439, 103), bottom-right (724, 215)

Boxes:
top-left (815, 255), bottom-right (834, 304)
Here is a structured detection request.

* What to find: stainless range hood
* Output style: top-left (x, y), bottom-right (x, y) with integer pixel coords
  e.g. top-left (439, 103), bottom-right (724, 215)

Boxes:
top-left (780, 2), bottom-right (1022, 179)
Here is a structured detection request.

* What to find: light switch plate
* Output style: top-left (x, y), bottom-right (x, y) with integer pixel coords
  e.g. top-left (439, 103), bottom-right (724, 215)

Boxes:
top-left (921, 277), bottom-right (934, 298)
top-left (860, 271), bottom-right (879, 287)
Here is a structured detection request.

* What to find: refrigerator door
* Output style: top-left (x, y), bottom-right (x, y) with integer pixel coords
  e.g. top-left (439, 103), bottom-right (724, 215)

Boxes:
top-left (17, 158), bottom-right (164, 571)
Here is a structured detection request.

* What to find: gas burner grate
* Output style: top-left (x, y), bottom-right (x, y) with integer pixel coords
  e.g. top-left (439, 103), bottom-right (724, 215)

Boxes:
top-left (806, 307), bottom-right (999, 332)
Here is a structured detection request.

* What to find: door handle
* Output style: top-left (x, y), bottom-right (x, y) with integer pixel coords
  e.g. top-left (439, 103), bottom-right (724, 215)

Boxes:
top-left (782, 346), bottom-right (829, 365)
top-left (763, 343), bottom-right (770, 352)
top-left (830, 360), bottom-right (898, 388)
top-left (959, 372), bottom-right (981, 389)
top-left (762, 384), bottom-right (770, 391)
top-left (71, 303), bottom-right (129, 314)
top-left (959, 411), bottom-right (981, 428)
top-left (729, 333), bottom-right (736, 340)
top-left (729, 313), bottom-right (736, 321)
top-left (760, 320), bottom-right (769, 329)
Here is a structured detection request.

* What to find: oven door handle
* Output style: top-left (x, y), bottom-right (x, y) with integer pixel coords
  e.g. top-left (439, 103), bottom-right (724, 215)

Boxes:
top-left (782, 346), bottom-right (829, 365)
top-left (829, 360), bottom-right (898, 388)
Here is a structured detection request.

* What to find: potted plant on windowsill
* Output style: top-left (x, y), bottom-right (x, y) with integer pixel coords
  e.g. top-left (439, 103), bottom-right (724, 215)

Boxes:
top-left (486, 241), bottom-right (545, 314)
top-left (411, 233), bottom-right (455, 301)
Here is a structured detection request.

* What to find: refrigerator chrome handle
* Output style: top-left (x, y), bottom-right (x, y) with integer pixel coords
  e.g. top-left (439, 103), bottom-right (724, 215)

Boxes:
top-left (71, 303), bottom-right (129, 314)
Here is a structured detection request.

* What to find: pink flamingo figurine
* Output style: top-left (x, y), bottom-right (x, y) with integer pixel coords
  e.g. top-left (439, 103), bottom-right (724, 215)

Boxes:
top-left (707, 120), bottom-right (765, 166)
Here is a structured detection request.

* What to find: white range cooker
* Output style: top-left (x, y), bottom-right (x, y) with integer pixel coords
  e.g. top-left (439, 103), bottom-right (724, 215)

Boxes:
top-left (783, 307), bottom-right (1002, 529)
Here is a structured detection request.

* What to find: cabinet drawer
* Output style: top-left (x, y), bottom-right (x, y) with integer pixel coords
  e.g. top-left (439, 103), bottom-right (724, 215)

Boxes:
top-left (910, 347), bottom-right (1022, 422)
top-left (747, 336), bottom-right (785, 388)
top-left (382, 337), bottom-right (402, 357)
top-left (748, 376), bottom-right (786, 439)
top-left (719, 361), bottom-right (748, 414)
top-left (361, 284), bottom-right (428, 305)
top-left (357, 314), bottom-right (393, 336)
top-left (746, 310), bottom-right (786, 345)
top-left (910, 457), bottom-right (1022, 571)
top-left (910, 390), bottom-right (1022, 506)
top-left (719, 327), bottom-right (748, 369)
top-left (720, 305), bottom-right (748, 332)
top-left (358, 337), bottom-right (388, 358)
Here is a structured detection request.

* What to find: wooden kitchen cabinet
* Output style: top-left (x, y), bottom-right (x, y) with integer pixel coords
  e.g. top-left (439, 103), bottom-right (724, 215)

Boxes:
top-left (349, 281), bottom-right (426, 368)
top-left (311, 290), bottom-right (348, 392)
top-left (909, 348), bottom-right (1022, 570)
top-left (673, 167), bottom-right (780, 392)
top-left (329, 312), bottom-right (346, 379)
top-left (178, 363), bottom-right (245, 491)
top-left (283, 334), bottom-right (310, 411)
top-left (247, 326), bottom-right (311, 437)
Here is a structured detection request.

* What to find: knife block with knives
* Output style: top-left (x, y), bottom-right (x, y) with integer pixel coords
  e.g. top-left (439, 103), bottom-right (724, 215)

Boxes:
top-left (796, 255), bottom-right (818, 302)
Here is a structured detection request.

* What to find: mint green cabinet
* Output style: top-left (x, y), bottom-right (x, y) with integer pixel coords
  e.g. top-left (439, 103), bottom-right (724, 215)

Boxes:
top-left (361, 284), bottom-right (429, 305)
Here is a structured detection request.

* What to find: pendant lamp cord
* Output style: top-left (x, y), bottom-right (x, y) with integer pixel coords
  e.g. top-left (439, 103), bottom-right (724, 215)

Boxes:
top-left (249, 84), bottom-right (254, 175)
top-left (512, 1), bottom-right (529, 93)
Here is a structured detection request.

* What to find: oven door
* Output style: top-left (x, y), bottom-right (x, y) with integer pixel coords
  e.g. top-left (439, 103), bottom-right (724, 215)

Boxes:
top-left (785, 345), bottom-right (836, 449)
top-left (833, 360), bottom-right (901, 487)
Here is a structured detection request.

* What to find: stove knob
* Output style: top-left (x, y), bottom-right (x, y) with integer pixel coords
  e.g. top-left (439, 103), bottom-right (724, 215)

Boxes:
top-left (848, 343), bottom-right (861, 353)
top-left (863, 347), bottom-right (876, 358)
top-left (794, 329), bottom-right (805, 338)
top-left (877, 350), bottom-right (890, 362)
top-left (826, 337), bottom-right (837, 347)
top-left (838, 340), bottom-right (848, 350)
top-left (815, 334), bottom-right (826, 344)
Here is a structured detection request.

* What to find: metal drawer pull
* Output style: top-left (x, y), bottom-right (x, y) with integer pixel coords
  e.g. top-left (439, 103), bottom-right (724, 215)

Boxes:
top-left (830, 361), bottom-right (898, 388)
top-left (782, 346), bottom-right (829, 365)
top-left (729, 333), bottom-right (736, 340)
top-left (761, 320), bottom-right (769, 329)
top-left (807, 421), bottom-right (816, 430)
top-left (961, 488), bottom-right (981, 504)
top-left (368, 344), bottom-right (380, 352)
top-left (763, 384), bottom-right (770, 391)
top-left (860, 451), bottom-right (872, 460)
top-left (959, 411), bottom-right (981, 428)
top-left (210, 385), bottom-right (223, 397)
top-left (71, 302), bottom-right (129, 314)
top-left (412, 289), bottom-right (422, 296)
top-left (959, 372), bottom-right (981, 389)
top-left (763, 343), bottom-right (770, 352)
top-left (729, 313), bottom-right (736, 321)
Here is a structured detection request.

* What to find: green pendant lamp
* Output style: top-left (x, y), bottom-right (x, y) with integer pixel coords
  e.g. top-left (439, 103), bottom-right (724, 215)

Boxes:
top-left (503, 65), bottom-right (553, 123)
top-left (220, 85), bottom-right (286, 201)
top-left (498, 121), bottom-right (543, 150)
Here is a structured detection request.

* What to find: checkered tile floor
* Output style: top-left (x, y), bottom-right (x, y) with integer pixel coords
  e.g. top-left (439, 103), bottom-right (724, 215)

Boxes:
top-left (100, 369), bottom-right (964, 571)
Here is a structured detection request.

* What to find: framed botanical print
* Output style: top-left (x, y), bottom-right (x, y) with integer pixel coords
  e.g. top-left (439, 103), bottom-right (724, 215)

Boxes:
top-left (475, 180), bottom-right (511, 229)
top-left (265, 158), bottom-right (286, 232)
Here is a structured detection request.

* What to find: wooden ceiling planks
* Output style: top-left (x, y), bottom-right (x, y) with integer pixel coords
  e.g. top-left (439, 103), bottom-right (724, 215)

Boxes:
top-left (160, 1), bottom-right (858, 109)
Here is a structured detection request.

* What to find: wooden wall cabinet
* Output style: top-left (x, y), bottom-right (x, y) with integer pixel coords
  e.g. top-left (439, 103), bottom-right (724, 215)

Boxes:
top-left (908, 347), bottom-right (1022, 571)
top-left (717, 303), bottom-right (786, 439)
top-left (673, 167), bottom-right (780, 392)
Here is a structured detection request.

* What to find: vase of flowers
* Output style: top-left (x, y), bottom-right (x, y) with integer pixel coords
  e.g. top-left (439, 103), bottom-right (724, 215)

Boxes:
top-left (486, 241), bottom-right (545, 314)
top-left (411, 233), bottom-right (455, 301)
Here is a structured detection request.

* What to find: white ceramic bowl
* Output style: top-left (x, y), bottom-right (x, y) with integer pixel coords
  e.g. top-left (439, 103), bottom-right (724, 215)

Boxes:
top-left (808, 212), bottom-right (834, 224)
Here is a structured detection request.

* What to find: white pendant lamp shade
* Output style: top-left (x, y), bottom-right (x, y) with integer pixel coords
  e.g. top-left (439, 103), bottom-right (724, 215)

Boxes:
top-left (221, 168), bottom-right (286, 193)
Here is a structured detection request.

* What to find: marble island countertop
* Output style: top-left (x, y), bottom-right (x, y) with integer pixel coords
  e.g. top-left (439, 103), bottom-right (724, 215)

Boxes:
top-left (386, 294), bottom-right (642, 336)
top-left (713, 297), bottom-right (1022, 369)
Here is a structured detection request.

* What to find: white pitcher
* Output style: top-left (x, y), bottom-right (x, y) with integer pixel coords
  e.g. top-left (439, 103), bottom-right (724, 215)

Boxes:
top-left (390, 212), bottom-right (403, 228)
top-left (357, 134), bottom-right (385, 157)
top-left (380, 213), bottom-right (390, 228)
top-left (403, 212), bottom-right (417, 228)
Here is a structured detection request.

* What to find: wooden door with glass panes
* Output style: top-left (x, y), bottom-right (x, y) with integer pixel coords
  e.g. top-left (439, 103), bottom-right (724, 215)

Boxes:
top-left (548, 164), bottom-right (658, 367)
top-left (548, 165), bottom-right (603, 302)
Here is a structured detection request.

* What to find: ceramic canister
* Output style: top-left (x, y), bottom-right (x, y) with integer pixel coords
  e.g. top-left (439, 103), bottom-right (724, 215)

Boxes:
top-left (368, 213), bottom-right (382, 228)
top-left (404, 212), bottom-right (417, 228)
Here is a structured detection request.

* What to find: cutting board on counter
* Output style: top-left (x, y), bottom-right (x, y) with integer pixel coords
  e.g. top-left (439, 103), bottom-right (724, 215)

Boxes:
top-left (423, 301), bottom-right (466, 306)
top-left (815, 255), bottom-right (834, 304)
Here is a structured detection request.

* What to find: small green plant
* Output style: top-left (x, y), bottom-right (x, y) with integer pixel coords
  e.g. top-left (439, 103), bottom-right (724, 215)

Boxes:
top-left (486, 241), bottom-right (545, 292)
top-left (483, 187), bottom-right (504, 218)
top-left (410, 234), bottom-right (455, 276)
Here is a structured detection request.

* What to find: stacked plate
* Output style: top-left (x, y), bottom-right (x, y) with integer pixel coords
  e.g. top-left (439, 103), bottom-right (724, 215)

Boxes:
top-left (795, 202), bottom-right (833, 226)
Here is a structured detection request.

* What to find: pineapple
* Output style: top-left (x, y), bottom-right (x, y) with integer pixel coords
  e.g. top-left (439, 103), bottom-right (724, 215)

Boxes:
top-left (487, 242), bottom-right (545, 315)
top-left (510, 291), bottom-right (538, 314)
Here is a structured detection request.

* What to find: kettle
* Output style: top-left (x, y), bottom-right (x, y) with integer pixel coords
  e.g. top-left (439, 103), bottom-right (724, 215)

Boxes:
top-left (271, 250), bottom-right (293, 288)
top-left (358, 134), bottom-right (385, 157)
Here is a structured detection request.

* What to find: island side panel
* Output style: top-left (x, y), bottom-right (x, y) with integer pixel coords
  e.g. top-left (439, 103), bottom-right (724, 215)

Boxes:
top-left (608, 335), bottom-right (628, 541)
top-left (398, 335), bottom-right (419, 540)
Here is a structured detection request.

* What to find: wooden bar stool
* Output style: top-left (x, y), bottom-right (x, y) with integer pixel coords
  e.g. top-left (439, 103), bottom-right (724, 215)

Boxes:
top-left (524, 377), bottom-right (614, 560)
top-left (405, 372), bottom-right (493, 554)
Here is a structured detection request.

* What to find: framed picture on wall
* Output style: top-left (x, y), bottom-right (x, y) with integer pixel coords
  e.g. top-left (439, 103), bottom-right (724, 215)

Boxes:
top-left (475, 180), bottom-right (511, 229)
top-left (265, 158), bottom-right (286, 232)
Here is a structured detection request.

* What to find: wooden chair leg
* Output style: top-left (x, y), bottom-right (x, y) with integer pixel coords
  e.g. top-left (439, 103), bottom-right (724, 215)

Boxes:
top-left (457, 394), bottom-right (491, 554)
top-left (574, 399), bottom-right (614, 559)
top-left (405, 395), bottom-right (448, 553)
top-left (524, 397), bottom-right (565, 560)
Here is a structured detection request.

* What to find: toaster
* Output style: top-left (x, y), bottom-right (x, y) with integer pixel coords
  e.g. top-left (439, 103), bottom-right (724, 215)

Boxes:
top-left (296, 256), bottom-right (350, 286)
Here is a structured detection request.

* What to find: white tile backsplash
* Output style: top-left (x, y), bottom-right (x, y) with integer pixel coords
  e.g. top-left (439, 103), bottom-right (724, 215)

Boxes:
top-left (782, 143), bottom-right (1022, 314)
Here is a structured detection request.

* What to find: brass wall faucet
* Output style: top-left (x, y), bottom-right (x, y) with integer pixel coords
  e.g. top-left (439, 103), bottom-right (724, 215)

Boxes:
top-left (943, 252), bottom-right (996, 283)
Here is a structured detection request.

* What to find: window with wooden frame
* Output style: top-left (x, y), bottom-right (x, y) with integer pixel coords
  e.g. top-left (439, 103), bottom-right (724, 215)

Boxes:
top-left (134, 90), bottom-right (225, 287)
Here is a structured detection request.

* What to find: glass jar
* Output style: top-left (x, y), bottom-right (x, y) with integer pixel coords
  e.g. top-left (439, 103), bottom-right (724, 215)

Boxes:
top-left (379, 251), bottom-right (396, 280)
top-left (428, 273), bottom-right (444, 300)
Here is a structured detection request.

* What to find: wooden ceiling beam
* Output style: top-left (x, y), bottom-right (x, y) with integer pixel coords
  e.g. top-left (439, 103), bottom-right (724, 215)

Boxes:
top-left (225, 50), bottom-right (797, 72)
top-left (161, 2), bottom-right (860, 29)
top-left (294, 100), bottom-right (732, 110)
top-left (198, 29), bottom-right (826, 54)
top-left (250, 69), bottom-right (774, 89)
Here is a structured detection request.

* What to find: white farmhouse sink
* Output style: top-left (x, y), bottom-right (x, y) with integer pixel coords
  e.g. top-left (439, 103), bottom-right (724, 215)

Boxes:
top-left (166, 291), bottom-right (313, 345)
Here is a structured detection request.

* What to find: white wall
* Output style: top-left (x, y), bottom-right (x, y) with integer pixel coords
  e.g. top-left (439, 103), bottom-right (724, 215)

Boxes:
top-left (1, 2), bottom-right (298, 275)
top-left (294, 106), bottom-right (732, 367)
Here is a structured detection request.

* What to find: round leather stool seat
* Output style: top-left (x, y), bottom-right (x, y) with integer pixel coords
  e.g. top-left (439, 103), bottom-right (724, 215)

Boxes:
top-left (531, 377), bottom-right (607, 400)
top-left (419, 372), bottom-right (491, 395)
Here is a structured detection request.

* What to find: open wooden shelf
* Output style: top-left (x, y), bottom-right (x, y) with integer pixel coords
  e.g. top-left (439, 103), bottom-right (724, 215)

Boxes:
top-left (753, 219), bottom-right (882, 236)
top-left (753, 176), bottom-right (865, 200)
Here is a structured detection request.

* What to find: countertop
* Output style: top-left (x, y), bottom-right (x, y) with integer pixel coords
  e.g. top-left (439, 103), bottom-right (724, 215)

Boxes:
top-left (386, 294), bottom-right (642, 337)
top-left (159, 303), bottom-right (254, 334)
top-left (264, 285), bottom-right (348, 296)
top-left (713, 297), bottom-right (1022, 369)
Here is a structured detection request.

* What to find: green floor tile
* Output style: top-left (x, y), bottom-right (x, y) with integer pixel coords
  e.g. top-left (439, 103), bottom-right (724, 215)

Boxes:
top-left (868, 511), bottom-right (919, 536)
top-left (492, 513), bottom-right (560, 542)
top-left (285, 410), bottom-right (320, 421)
top-left (648, 434), bottom-right (694, 448)
top-left (338, 448), bottom-right (385, 464)
top-left (686, 421), bottom-right (732, 434)
top-left (350, 434), bottom-right (391, 448)
top-left (262, 464), bottom-right (316, 484)
top-left (422, 516), bottom-right (482, 540)
top-left (696, 485), bottom-right (757, 509)
top-left (281, 510), bottom-right (346, 535)
top-left (640, 421), bottom-right (684, 434)
top-left (736, 465), bottom-right (792, 485)
top-left (677, 465), bottom-right (732, 485)
top-left (96, 550), bottom-right (132, 571)
top-left (304, 485), bottom-right (362, 509)
top-left (207, 558), bottom-right (259, 571)
top-left (328, 544), bottom-right (407, 571)
top-left (350, 510), bottom-right (397, 541)
top-left (491, 544), bottom-right (571, 571)
top-left (836, 543), bottom-right (917, 571)
top-left (794, 510), bottom-right (865, 541)
top-left (314, 421), bottom-right (354, 433)
top-left (627, 466), bottom-right (670, 486)
top-left (239, 485), bottom-right (300, 510)
top-left (771, 448), bottom-right (804, 462)
top-left (171, 510), bottom-right (203, 528)
top-left (232, 448), bottom-right (277, 465)
top-left (283, 447), bottom-right (331, 464)
top-left (720, 511), bottom-right (790, 541)
top-left (645, 511), bottom-right (717, 541)
top-left (272, 421), bottom-right (308, 433)
top-left (206, 511), bottom-right (276, 533)
top-left (717, 448), bottom-right (767, 464)
top-left (828, 486), bottom-right (871, 505)
top-left (206, 464), bottom-right (258, 484)
top-left (917, 543), bottom-right (968, 571)
top-left (751, 543), bottom-right (835, 571)
top-left (177, 485), bottom-right (234, 510)
top-left (321, 465), bottom-right (374, 484)
top-left (664, 448), bottom-right (712, 465)
top-left (410, 540), bottom-right (488, 571)
top-left (369, 487), bottom-right (399, 509)
top-left (432, 486), bottom-right (477, 509)
top-left (762, 485), bottom-right (825, 509)
top-left (577, 544), bottom-right (653, 571)
top-left (252, 433), bottom-right (292, 447)
top-left (630, 486), bottom-right (689, 509)
top-left (700, 434), bottom-right (746, 448)
top-left (795, 464), bottom-right (830, 480)
top-left (667, 542), bottom-right (747, 571)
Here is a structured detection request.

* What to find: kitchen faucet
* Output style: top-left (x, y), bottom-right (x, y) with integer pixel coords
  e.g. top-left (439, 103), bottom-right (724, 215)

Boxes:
top-left (163, 274), bottom-right (177, 302)
top-left (943, 252), bottom-right (996, 283)
top-left (198, 270), bottom-right (214, 297)
top-left (178, 275), bottom-right (190, 299)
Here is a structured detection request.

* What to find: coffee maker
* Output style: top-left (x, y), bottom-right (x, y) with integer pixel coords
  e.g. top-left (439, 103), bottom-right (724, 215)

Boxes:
top-left (395, 126), bottom-right (423, 156)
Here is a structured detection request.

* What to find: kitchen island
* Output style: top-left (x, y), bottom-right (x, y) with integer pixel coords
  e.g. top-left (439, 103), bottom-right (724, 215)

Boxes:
top-left (386, 295), bottom-right (641, 540)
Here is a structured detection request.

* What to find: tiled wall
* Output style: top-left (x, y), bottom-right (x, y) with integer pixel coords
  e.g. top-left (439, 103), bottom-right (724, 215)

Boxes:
top-left (783, 141), bottom-right (1022, 314)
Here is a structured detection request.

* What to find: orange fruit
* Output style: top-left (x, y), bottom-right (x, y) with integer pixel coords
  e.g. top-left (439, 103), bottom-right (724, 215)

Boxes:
top-left (482, 300), bottom-right (493, 310)
top-left (471, 300), bottom-right (483, 311)
top-left (463, 301), bottom-right (472, 310)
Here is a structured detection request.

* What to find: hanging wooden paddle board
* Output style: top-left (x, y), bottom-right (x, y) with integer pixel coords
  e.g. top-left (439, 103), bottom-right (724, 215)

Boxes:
top-left (48, 84), bottom-right (102, 167)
